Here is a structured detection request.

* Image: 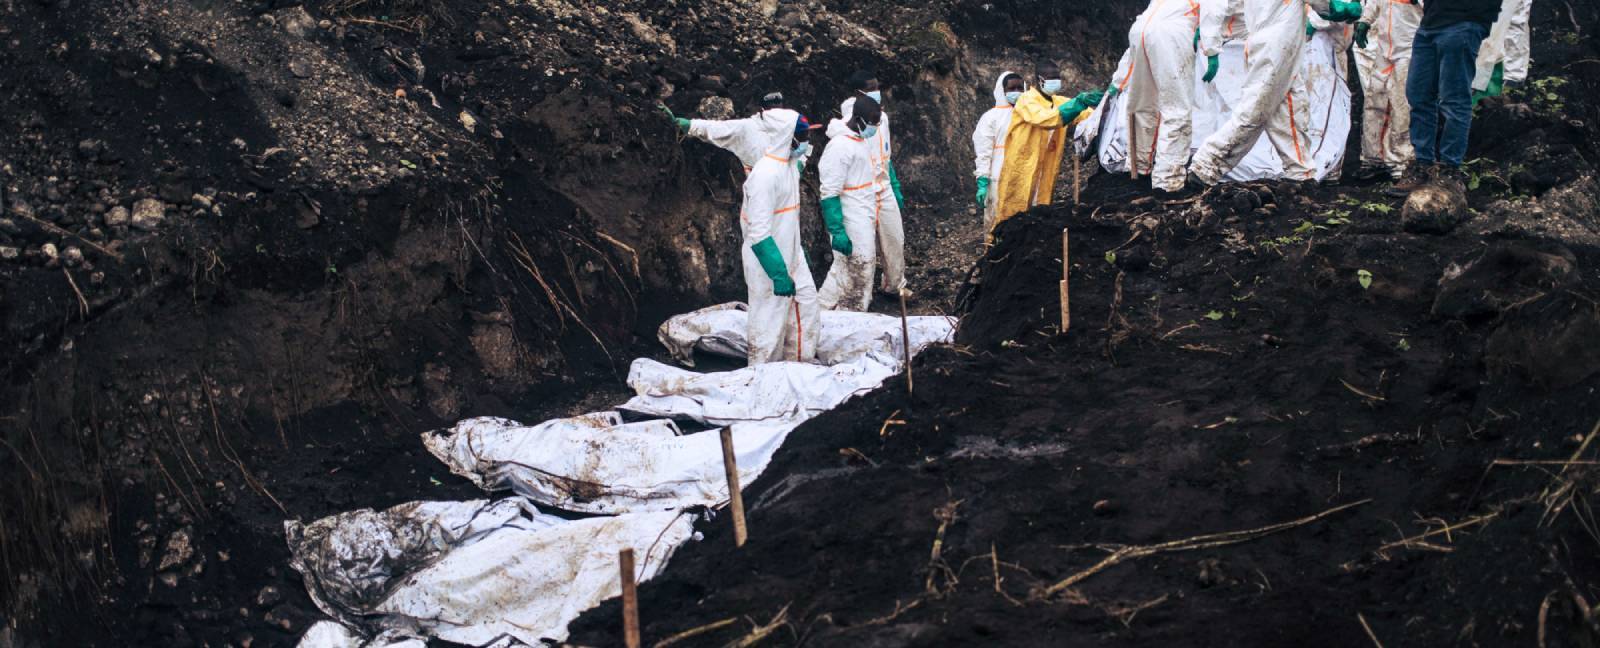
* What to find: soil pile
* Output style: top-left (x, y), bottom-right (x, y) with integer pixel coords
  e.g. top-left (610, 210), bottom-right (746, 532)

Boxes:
top-left (565, 6), bottom-right (1600, 645)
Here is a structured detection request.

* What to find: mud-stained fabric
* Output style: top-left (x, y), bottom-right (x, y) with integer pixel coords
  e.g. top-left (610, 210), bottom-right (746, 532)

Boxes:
top-left (1357, 0), bottom-right (1423, 176)
top-left (817, 118), bottom-right (881, 311)
top-left (1123, 0), bottom-right (1202, 191)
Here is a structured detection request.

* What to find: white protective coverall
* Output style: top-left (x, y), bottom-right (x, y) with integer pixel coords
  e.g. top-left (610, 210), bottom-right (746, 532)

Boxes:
top-left (971, 72), bottom-right (1016, 231)
top-left (1190, 0), bottom-right (1332, 184)
top-left (840, 97), bottom-right (905, 293)
top-left (1123, 0), bottom-right (1202, 191)
top-left (703, 108), bottom-right (819, 365)
top-left (1474, 0), bottom-right (1533, 91)
top-left (1355, 0), bottom-right (1421, 177)
top-left (816, 118), bottom-right (880, 312)
top-left (687, 110), bottom-right (787, 173)
top-left (1306, 10), bottom-right (1354, 182)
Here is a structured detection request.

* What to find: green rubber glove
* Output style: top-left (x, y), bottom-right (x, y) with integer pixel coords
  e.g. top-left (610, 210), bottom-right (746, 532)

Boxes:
top-left (1058, 90), bottom-right (1104, 124)
top-left (1306, 21), bottom-right (1316, 38)
top-left (1193, 28), bottom-right (1200, 51)
top-left (661, 105), bottom-right (690, 133)
top-left (887, 161), bottom-right (905, 211)
top-left (819, 196), bottom-right (852, 255)
top-left (1104, 82), bottom-right (1119, 101)
top-left (975, 176), bottom-right (990, 211)
top-left (750, 237), bottom-right (795, 296)
top-left (1354, 22), bottom-right (1370, 48)
top-left (1202, 54), bottom-right (1219, 83)
top-left (1320, 0), bottom-right (1360, 22)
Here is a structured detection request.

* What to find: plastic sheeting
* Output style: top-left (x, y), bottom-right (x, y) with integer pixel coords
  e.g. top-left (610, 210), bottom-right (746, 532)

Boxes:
top-left (286, 498), bottom-right (692, 645)
top-left (424, 414), bottom-right (793, 514)
top-left (290, 306), bottom-right (956, 646)
top-left (658, 302), bottom-right (958, 368)
top-left (1081, 33), bottom-right (1351, 182)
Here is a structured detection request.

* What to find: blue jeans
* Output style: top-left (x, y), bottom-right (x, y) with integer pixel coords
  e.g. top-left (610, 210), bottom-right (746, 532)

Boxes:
top-left (1406, 21), bottom-right (1489, 168)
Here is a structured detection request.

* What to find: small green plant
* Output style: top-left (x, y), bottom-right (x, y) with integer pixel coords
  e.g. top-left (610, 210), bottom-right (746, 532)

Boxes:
top-left (1357, 269), bottom-right (1373, 290)
top-left (1258, 234), bottom-right (1305, 253)
top-left (1396, 338), bottom-right (1411, 352)
top-left (400, 159), bottom-right (418, 169)
top-left (255, 243), bottom-right (267, 254)
top-left (1204, 310), bottom-right (1224, 321)
top-left (1104, 250), bottom-right (1117, 264)
top-left (1529, 76), bottom-right (1569, 114)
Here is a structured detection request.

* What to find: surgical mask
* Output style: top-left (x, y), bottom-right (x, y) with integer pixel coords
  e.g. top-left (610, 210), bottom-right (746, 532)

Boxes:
top-left (792, 142), bottom-right (811, 159)
top-left (1004, 90), bottom-right (1022, 104)
top-left (863, 90), bottom-right (882, 103)
top-left (860, 124), bottom-right (879, 139)
top-left (1041, 79), bottom-right (1062, 95)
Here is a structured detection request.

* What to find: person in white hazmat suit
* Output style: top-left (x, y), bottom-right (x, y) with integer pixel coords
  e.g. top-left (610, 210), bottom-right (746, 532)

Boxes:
top-left (1189, 0), bottom-right (1362, 185)
top-left (1353, 0), bottom-right (1423, 180)
top-left (672, 105), bottom-right (821, 365)
top-left (840, 71), bottom-right (907, 296)
top-left (1122, 0), bottom-right (1202, 193)
top-left (972, 72), bottom-right (1023, 233)
top-left (817, 97), bottom-right (884, 312)
top-left (1473, 0), bottom-right (1533, 99)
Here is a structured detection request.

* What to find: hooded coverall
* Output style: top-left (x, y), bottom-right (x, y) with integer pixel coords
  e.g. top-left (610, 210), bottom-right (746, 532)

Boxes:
top-left (816, 118), bottom-right (880, 312)
top-left (840, 97), bottom-right (905, 293)
top-left (993, 88), bottom-right (1079, 229)
top-left (1191, 0), bottom-right (1333, 185)
top-left (693, 109), bottom-right (820, 365)
top-left (1356, 0), bottom-right (1422, 178)
top-left (1123, 0), bottom-right (1202, 192)
top-left (971, 72), bottom-right (1017, 232)
top-left (1472, 0), bottom-right (1532, 95)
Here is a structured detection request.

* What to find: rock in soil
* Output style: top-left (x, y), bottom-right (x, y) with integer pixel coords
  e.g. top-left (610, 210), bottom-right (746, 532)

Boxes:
top-left (1401, 184), bottom-right (1469, 234)
top-left (130, 199), bottom-right (165, 231)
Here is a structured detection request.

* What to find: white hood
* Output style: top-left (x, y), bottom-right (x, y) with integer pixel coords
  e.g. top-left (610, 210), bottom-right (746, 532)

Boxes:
top-left (825, 117), bottom-right (857, 140)
top-left (750, 107), bottom-right (802, 158)
top-left (993, 70), bottom-right (1019, 105)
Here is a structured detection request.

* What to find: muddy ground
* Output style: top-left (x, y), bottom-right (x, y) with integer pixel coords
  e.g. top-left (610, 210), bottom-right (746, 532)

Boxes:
top-left (5, 0), bottom-right (1600, 646)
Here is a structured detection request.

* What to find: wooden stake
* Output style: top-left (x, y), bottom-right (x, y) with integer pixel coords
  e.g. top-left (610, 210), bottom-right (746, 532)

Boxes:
top-left (899, 288), bottom-right (914, 395)
top-left (1127, 100), bottom-right (1139, 180)
top-left (1072, 155), bottom-right (1081, 205)
top-left (1060, 228), bottom-right (1070, 333)
top-left (719, 428), bottom-right (748, 548)
top-left (619, 548), bottom-right (641, 648)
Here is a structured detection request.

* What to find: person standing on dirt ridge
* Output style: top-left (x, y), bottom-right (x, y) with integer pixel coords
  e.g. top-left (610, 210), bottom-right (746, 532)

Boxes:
top-left (667, 101), bottom-right (822, 365)
top-left (972, 72), bottom-right (1024, 235)
top-left (990, 61), bottom-right (1102, 236)
top-left (1188, 0), bottom-right (1362, 186)
top-left (817, 97), bottom-right (884, 312)
top-left (1387, 0), bottom-right (1502, 197)
top-left (1352, 0), bottom-right (1423, 182)
top-left (664, 91), bottom-right (793, 174)
top-left (1121, 0), bottom-right (1203, 195)
top-left (839, 71), bottom-right (907, 298)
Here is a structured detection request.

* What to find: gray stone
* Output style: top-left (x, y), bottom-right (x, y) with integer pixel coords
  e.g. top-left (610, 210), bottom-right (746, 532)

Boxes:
top-left (696, 96), bottom-right (735, 121)
top-left (105, 205), bottom-right (129, 227)
top-left (0, 246), bottom-right (19, 260)
top-left (62, 246), bottom-right (83, 267)
top-left (1401, 184), bottom-right (1469, 234)
top-left (158, 528), bottom-right (194, 571)
top-left (131, 199), bottom-right (164, 231)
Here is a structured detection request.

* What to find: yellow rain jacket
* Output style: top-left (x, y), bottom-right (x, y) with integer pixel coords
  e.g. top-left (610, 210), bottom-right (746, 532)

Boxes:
top-left (992, 88), bottom-right (1093, 230)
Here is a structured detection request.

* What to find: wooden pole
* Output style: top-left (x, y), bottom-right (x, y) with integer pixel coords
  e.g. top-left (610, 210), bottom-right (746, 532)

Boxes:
top-left (1072, 154), bottom-right (1082, 205)
top-left (899, 288), bottom-right (914, 395)
top-left (719, 428), bottom-right (748, 548)
top-left (619, 548), bottom-right (641, 648)
top-left (1060, 228), bottom-right (1070, 333)
top-left (1127, 99), bottom-right (1139, 180)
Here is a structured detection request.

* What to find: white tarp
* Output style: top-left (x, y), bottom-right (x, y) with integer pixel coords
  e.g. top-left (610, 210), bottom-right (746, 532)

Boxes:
top-left (621, 357), bottom-right (894, 426)
top-left (1082, 32), bottom-right (1351, 182)
top-left (287, 498), bottom-right (692, 646)
top-left (292, 306), bottom-right (957, 646)
top-left (424, 414), bottom-right (794, 514)
top-left (659, 302), bottom-right (958, 368)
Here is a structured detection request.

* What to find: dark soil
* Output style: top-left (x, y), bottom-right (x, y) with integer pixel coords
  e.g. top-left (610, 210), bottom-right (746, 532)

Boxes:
top-left (5, 0), bottom-right (1600, 646)
top-left (565, 6), bottom-right (1600, 644)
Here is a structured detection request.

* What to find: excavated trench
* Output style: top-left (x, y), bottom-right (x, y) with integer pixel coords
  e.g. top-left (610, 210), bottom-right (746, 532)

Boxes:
top-left (0, 1), bottom-right (1141, 645)
top-left (7, 0), bottom-right (1599, 646)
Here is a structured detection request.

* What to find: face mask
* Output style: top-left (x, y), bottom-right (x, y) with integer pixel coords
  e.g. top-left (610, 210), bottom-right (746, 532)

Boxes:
top-left (859, 124), bottom-right (879, 139)
top-left (1004, 90), bottom-right (1022, 105)
top-left (1041, 79), bottom-right (1062, 95)
top-left (863, 90), bottom-right (883, 103)
top-left (792, 142), bottom-right (811, 159)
